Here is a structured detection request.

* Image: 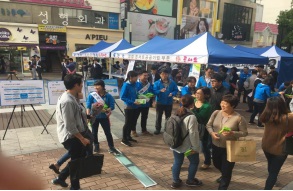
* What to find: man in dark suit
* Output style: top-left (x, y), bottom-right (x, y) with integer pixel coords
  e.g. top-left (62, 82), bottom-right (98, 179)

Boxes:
top-left (149, 65), bottom-right (160, 85)
top-left (90, 58), bottom-right (103, 80)
top-left (148, 65), bottom-right (160, 107)
top-left (35, 56), bottom-right (43, 80)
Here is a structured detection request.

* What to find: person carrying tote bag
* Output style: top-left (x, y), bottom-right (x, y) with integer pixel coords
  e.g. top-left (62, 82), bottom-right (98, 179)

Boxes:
top-left (206, 94), bottom-right (248, 190)
top-left (260, 96), bottom-right (293, 190)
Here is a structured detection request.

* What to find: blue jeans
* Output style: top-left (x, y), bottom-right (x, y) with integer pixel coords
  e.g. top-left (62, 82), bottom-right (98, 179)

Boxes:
top-left (264, 151), bottom-right (288, 190)
top-left (57, 152), bottom-right (70, 166)
top-left (201, 129), bottom-right (211, 165)
top-left (172, 151), bottom-right (199, 183)
top-left (92, 117), bottom-right (114, 148)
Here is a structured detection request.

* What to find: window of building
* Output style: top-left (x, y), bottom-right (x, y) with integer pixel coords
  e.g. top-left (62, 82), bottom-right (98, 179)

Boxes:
top-left (222, 3), bottom-right (253, 41)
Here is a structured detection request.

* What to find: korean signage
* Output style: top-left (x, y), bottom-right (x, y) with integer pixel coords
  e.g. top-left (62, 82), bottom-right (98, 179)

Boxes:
top-left (112, 53), bottom-right (208, 64)
top-left (10, 0), bottom-right (92, 9)
top-left (0, 26), bottom-right (39, 45)
top-left (180, 0), bottom-right (216, 38)
top-left (129, 0), bottom-right (174, 17)
top-left (0, 2), bottom-right (119, 29)
top-left (129, 12), bottom-right (176, 41)
top-left (38, 25), bottom-right (66, 33)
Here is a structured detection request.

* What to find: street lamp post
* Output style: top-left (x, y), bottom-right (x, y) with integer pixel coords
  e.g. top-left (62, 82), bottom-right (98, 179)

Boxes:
top-left (129, 23), bottom-right (132, 44)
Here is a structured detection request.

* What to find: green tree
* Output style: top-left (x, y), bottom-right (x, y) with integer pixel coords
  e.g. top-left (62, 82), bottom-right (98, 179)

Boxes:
top-left (276, 8), bottom-right (293, 46)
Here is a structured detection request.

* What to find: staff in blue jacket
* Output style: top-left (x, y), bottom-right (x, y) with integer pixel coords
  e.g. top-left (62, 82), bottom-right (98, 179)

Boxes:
top-left (86, 80), bottom-right (119, 155)
top-left (181, 76), bottom-right (197, 96)
top-left (249, 76), bottom-right (281, 127)
top-left (196, 66), bottom-right (213, 88)
top-left (120, 71), bottom-right (140, 147)
top-left (134, 70), bottom-right (154, 136)
top-left (153, 69), bottom-right (178, 135)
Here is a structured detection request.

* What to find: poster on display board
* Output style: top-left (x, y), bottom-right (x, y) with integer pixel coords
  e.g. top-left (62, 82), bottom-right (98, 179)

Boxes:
top-left (129, 0), bottom-right (174, 17)
top-left (86, 79), bottom-right (119, 97)
top-left (47, 81), bottom-right (86, 105)
top-left (180, 0), bottom-right (216, 38)
top-left (0, 80), bottom-right (45, 106)
top-left (128, 12), bottom-right (176, 41)
top-left (188, 63), bottom-right (201, 81)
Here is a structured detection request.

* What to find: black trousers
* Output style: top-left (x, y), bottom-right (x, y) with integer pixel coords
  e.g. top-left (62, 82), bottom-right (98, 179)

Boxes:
top-left (264, 151), bottom-right (287, 190)
top-left (36, 68), bottom-right (42, 80)
top-left (250, 102), bottom-right (266, 126)
top-left (134, 107), bottom-right (150, 132)
top-left (155, 104), bottom-right (172, 131)
top-left (212, 144), bottom-right (235, 190)
top-left (58, 138), bottom-right (86, 190)
top-left (122, 108), bottom-right (139, 141)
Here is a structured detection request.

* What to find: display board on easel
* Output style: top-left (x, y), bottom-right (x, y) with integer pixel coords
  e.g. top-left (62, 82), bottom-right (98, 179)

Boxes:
top-left (47, 81), bottom-right (86, 105)
top-left (0, 80), bottom-right (45, 106)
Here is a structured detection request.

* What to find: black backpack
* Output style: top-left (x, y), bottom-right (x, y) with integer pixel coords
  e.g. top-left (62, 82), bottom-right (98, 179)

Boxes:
top-left (163, 111), bottom-right (193, 149)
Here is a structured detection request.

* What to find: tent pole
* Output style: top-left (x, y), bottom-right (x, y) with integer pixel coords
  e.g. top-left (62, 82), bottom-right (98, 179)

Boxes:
top-left (109, 58), bottom-right (113, 79)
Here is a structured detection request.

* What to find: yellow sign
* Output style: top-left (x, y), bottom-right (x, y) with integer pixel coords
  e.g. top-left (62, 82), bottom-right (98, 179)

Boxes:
top-left (17, 46), bottom-right (27, 51)
top-left (38, 25), bottom-right (66, 33)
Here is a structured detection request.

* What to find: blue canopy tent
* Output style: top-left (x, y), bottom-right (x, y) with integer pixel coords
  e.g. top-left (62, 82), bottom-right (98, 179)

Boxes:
top-left (73, 41), bottom-right (114, 57)
top-left (94, 39), bottom-right (133, 78)
top-left (112, 33), bottom-right (268, 64)
top-left (235, 45), bottom-right (293, 86)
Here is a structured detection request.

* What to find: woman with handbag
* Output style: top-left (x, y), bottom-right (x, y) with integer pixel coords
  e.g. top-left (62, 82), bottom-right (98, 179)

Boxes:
top-left (260, 96), bottom-right (293, 190)
top-left (206, 94), bottom-right (248, 190)
top-left (192, 87), bottom-right (212, 170)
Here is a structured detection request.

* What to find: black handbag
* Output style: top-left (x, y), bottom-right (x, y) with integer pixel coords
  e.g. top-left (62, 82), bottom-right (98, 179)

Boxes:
top-left (283, 114), bottom-right (293, 155)
top-left (69, 153), bottom-right (104, 179)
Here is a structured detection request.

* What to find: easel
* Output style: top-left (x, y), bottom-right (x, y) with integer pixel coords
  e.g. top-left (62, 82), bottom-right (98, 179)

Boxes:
top-left (6, 71), bottom-right (19, 80)
top-left (2, 104), bottom-right (49, 140)
top-left (1, 78), bottom-right (48, 140)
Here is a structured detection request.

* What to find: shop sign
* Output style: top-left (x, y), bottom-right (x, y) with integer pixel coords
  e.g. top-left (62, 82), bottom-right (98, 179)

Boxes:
top-left (0, 28), bottom-right (12, 41)
top-left (108, 13), bottom-right (119, 29)
top-left (85, 34), bottom-right (108, 41)
top-left (38, 25), bottom-right (67, 33)
top-left (0, 26), bottom-right (39, 44)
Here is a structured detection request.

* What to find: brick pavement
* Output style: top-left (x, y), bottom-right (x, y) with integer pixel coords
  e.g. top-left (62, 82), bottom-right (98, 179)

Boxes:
top-left (1, 72), bottom-right (293, 189)
top-left (7, 112), bottom-right (293, 190)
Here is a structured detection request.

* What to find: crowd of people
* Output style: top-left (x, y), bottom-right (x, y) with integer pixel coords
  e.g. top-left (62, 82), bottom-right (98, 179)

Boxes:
top-left (48, 60), bottom-right (292, 190)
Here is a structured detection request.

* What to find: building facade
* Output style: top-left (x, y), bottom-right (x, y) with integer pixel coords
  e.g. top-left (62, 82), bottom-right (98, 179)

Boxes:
top-left (253, 22), bottom-right (278, 47)
top-left (0, 0), bottom-right (122, 73)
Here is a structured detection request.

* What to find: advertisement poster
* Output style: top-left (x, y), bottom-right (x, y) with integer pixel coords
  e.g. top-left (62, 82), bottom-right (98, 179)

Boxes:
top-left (0, 26), bottom-right (39, 45)
top-left (180, 0), bottom-right (215, 38)
top-left (47, 81), bottom-right (86, 105)
top-left (23, 56), bottom-right (30, 71)
top-left (129, 12), bottom-right (176, 41)
top-left (86, 79), bottom-right (119, 97)
top-left (0, 80), bottom-right (45, 106)
top-left (129, 0), bottom-right (173, 17)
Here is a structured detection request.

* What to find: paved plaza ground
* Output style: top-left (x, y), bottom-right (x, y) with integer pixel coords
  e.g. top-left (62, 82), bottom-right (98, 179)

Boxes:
top-left (0, 72), bottom-right (293, 190)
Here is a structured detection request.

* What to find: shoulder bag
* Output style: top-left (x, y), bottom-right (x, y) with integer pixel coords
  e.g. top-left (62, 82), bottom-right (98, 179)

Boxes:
top-left (283, 114), bottom-right (293, 155)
